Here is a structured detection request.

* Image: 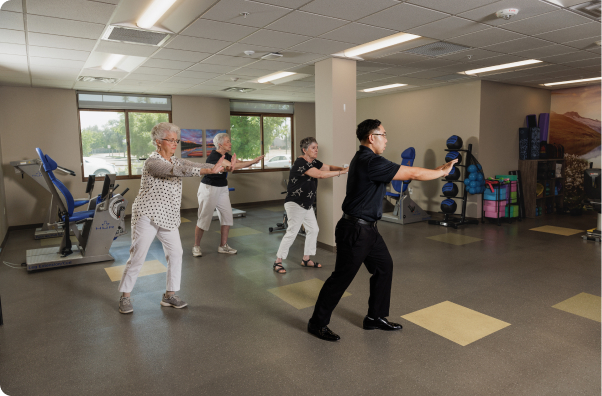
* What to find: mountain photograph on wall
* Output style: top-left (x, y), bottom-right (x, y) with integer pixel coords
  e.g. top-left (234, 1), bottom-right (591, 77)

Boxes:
top-left (549, 85), bottom-right (601, 166)
top-left (181, 129), bottom-right (204, 158)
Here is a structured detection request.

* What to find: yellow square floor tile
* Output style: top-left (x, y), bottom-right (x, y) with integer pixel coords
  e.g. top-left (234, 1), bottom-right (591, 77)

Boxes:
top-left (104, 260), bottom-right (166, 282)
top-left (427, 233), bottom-right (482, 246)
top-left (218, 226), bottom-right (263, 238)
top-left (401, 301), bottom-right (511, 346)
top-left (180, 217), bottom-right (191, 223)
top-left (530, 225), bottom-right (583, 236)
top-left (40, 236), bottom-right (78, 247)
top-left (268, 278), bottom-right (351, 310)
top-left (264, 206), bottom-right (284, 212)
top-left (552, 293), bottom-right (601, 322)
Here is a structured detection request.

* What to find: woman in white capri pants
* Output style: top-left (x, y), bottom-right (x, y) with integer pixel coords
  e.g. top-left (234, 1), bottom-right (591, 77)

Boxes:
top-left (118, 122), bottom-right (225, 314)
top-left (192, 133), bottom-right (263, 257)
top-left (273, 137), bottom-right (349, 274)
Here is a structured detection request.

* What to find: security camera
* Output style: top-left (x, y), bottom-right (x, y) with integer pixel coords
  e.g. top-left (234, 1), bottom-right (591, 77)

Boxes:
top-left (496, 8), bottom-right (519, 20)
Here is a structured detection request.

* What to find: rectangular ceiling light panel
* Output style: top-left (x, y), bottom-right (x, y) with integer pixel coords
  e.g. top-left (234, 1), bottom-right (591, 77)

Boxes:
top-left (543, 77), bottom-right (602, 86)
top-left (103, 26), bottom-right (170, 46)
top-left (405, 42), bottom-right (470, 57)
top-left (462, 60), bottom-right (543, 76)
top-left (361, 83), bottom-right (407, 92)
top-left (340, 32), bottom-right (421, 58)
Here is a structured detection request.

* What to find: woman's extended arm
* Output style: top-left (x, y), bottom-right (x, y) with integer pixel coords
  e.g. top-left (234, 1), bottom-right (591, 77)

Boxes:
top-left (147, 156), bottom-right (224, 177)
top-left (319, 164), bottom-right (346, 172)
top-left (304, 166), bottom-right (349, 179)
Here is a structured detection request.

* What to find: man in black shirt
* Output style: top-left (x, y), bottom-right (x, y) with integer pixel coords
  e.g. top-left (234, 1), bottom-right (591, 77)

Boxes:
top-left (308, 119), bottom-right (457, 342)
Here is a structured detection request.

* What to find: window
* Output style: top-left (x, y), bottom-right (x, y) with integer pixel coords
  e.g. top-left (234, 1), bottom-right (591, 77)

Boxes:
top-left (77, 92), bottom-right (171, 179)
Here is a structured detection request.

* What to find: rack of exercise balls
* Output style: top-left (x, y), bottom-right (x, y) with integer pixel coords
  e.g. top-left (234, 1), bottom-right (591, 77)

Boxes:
top-left (428, 135), bottom-right (480, 229)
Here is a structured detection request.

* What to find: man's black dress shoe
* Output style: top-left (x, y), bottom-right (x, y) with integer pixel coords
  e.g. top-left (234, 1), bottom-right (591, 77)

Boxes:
top-left (363, 316), bottom-right (403, 331)
top-left (308, 322), bottom-right (341, 341)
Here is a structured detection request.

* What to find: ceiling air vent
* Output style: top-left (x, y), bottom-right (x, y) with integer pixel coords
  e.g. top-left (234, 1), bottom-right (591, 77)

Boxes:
top-left (570, 1), bottom-right (601, 19)
top-left (102, 25), bottom-right (171, 46)
top-left (405, 42), bottom-right (470, 57)
top-left (78, 76), bottom-right (118, 83)
top-left (222, 87), bottom-right (256, 93)
top-left (261, 53), bottom-right (284, 60)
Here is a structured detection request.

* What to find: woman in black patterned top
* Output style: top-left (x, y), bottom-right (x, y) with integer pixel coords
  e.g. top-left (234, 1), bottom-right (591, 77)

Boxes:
top-left (273, 137), bottom-right (349, 274)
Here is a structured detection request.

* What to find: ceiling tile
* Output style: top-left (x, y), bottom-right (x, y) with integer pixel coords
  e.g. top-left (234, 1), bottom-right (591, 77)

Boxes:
top-left (246, 60), bottom-right (303, 71)
top-left (218, 42), bottom-right (275, 57)
top-left (187, 63), bottom-right (239, 73)
top-left (535, 23), bottom-right (602, 44)
top-left (79, 68), bottom-right (128, 78)
top-left (458, 0), bottom-right (558, 27)
top-left (164, 76), bottom-right (214, 84)
top-left (406, 58), bottom-right (461, 68)
top-left (365, 51), bottom-right (429, 65)
top-left (563, 58), bottom-right (601, 68)
top-left (261, 51), bottom-right (325, 64)
top-left (26, 0), bottom-right (116, 24)
top-left (166, 36), bottom-right (233, 53)
top-left (123, 74), bottom-right (168, 82)
top-left (542, 51), bottom-right (599, 65)
top-left (26, 15), bottom-right (105, 39)
top-left (134, 67), bottom-right (181, 76)
top-left (227, 67), bottom-right (276, 77)
top-left (0, 11), bottom-right (24, 30)
top-left (469, 53), bottom-right (529, 67)
top-left (265, 11), bottom-right (348, 36)
top-left (253, 0), bottom-right (313, 7)
top-left (0, 43), bottom-right (26, 56)
top-left (201, 54), bottom-right (258, 67)
top-left (174, 70), bottom-right (224, 79)
top-left (28, 46), bottom-right (90, 61)
top-left (287, 38), bottom-right (350, 54)
top-left (31, 78), bottom-right (74, 87)
top-left (320, 23), bottom-right (396, 45)
top-left (202, 0), bottom-right (293, 28)
top-left (356, 61), bottom-right (393, 73)
top-left (448, 28), bottom-right (523, 47)
top-left (406, 0), bottom-right (502, 15)
top-left (399, 69), bottom-right (451, 78)
top-left (300, 0), bottom-right (399, 22)
top-left (180, 19), bottom-right (258, 41)
top-left (358, 3), bottom-right (448, 31)
top-left (142, 58), bottom-right (195, 70)
top-left (563, 36), bottom-right (602, 50)
top-left (356, 72), bottom-right (392, 83)
top-left (152, 48), bottom-right (213, 63)
top-left (502, 10), bottom-right (592, 36)
top-left (482, 36), bottom-right (551, 53)
top-left (27, 32), bottom-right (96, 51)
top-left (0, 29), bottom-right (25, 44)
top-left (407, 17), bottom-right (491, 40)
top-left (436, 48), bottom-right (501, 62)
top-left (30, 65), bottom-right (81, 79)
top-left (96, 41), bottom-right (159, 57)
top-left (374, 65), bottom-right (423, 75)
top-left (0, 54), bottom-right (28, 67)
top-left (512, 44), bottom-right (578, 59)
top-left (240, 29), bottom-right (310, 48)
top-left (1, 1), bottom-right (23, 12)
top-left (29, 57), bottom-right (85, 69)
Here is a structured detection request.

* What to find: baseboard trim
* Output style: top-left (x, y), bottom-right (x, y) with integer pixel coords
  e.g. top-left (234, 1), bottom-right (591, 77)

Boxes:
top-left (7, 223), bottom-right (43, 232)
top-left (317, 241), bottom-right (336, 253)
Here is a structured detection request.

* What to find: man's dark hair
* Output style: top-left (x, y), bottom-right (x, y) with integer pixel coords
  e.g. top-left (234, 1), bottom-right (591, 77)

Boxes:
top-left (356, 119), bottom-right (381, 142)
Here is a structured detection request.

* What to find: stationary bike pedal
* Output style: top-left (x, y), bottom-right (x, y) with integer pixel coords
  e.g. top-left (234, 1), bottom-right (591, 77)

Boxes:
top-left (277, 223), bottom-right (283, 227)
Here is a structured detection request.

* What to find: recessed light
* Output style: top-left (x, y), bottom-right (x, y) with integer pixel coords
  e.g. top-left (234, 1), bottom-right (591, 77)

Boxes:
top-left (257, 71), bottom-right (296, 83)
top-left (261, 52), bottom-right (284, 60)
top-left (223, 87), bottom-right (256, 93)
top-left (101, 54), bottom-right (125, 71)
top-left (462, 59), bottom-right (542, 76)
top-left (78, 76), bottom-right (118, 83)
top-left (360, 83), bottom-right (407, 93)
top-left (137, 0), bottom-right (177, 29)
top-left (543, 77), bottom-right (602, 86)
top-left (341, 32), bottom-right (421, 58)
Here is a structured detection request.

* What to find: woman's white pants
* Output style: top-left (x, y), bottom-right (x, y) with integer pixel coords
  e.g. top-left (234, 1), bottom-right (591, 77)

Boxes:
top-left (118, 216), bottom-right (183, 293)
top-left (276, 202), bottom-right (319, 259)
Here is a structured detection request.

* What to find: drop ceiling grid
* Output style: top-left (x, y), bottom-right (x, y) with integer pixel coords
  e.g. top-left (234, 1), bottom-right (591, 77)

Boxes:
top-left (0, 0), bottom-right (599, 99)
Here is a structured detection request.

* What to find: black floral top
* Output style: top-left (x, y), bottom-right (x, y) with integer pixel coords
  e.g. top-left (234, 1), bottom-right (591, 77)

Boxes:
top-left (285, 157), bottom-right (324, 209)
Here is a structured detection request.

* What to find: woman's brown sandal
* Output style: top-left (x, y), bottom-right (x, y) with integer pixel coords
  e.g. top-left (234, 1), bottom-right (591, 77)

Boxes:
top-left (273, 262), bottom-right (286, 274)
top-left (301, 259), bottom-right (321, 268)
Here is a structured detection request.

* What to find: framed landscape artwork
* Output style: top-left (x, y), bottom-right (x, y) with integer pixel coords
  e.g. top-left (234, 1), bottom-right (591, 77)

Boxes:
top-left (205, 129), bottom-right (227, 156)
top-left (181, 129), bottom-right (204, 158)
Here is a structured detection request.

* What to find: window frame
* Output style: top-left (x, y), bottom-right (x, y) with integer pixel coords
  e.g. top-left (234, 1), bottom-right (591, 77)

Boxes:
top-left (77, 108), bottom-right (172, 181)
top-left (229, 111), bottom-right (295, 173)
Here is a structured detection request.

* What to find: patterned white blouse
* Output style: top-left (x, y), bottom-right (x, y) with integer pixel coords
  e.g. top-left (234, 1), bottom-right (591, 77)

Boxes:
top-left (131, 151), bottom-right (214, 230)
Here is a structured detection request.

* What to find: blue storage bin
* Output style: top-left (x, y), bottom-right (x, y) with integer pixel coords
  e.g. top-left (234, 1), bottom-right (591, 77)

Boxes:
top-left (484, 186), bottom-right (507, 201)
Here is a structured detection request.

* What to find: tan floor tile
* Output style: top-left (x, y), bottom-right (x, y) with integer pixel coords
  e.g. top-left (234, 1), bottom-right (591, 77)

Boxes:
top-left (180, 217), bottom-right (191, 223)
top-left (264, 206), bottom-right (284, 212)
top-left (530, 225), bottom-right (583, 236)
top-left (104, 260), bottom-right (166, 282)
top-left (40, 236), bottom-right (78, 247)
top-left (268, 278), bottom-right (351, 310)
top-left (553, 293), bottom-right (601, 322)
top-left (427, 233), bottom-right (482, 246)
top-left (219, 226), bottom-right (263, 238)
top-left (401, 301), bottom-right (511, 346)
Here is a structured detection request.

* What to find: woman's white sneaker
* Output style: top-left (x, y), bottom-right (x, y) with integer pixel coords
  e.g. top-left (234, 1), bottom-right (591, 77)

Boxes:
top-left (192, 245), bottom-right (202, 257)
top-left (160, 294), bottom-right (188, 308)
top-left (218, 243), bottom-right (237, 254)
top-left (119, 296), bottom-right (133, 314)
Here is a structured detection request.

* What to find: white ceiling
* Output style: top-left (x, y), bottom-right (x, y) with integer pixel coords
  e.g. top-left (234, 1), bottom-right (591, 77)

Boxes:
top-left (0, 0), bottom-right (600, 102)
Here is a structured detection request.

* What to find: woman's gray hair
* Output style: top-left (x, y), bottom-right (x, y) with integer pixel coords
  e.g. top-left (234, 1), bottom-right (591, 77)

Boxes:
top-left (151, 122), bottom-right (180, 148)
top-left (300, 137), bottom-right (317, 154)
top-left (213, 133), bottom-right (230, 150)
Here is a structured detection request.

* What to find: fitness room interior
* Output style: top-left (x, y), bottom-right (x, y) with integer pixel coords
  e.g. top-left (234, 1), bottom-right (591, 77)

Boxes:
top-left (0, 0), bottom-right (601, 395)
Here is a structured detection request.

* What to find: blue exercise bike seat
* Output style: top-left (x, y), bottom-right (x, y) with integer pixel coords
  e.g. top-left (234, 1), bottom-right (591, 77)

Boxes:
top-left (36, 148), bottom-right (95, 222)
top-left (385, 147), bottom-right (415, 198)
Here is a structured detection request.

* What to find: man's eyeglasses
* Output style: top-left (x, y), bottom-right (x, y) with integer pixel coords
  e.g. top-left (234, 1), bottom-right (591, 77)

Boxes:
top-left (162, 138), bottom-right (180, 144)
top-left (371, 133), bottom-right (387, 138)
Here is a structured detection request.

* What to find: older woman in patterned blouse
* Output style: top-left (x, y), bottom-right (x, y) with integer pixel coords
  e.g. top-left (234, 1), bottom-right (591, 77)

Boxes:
top-left (118, 122), bottom-right (225, 314)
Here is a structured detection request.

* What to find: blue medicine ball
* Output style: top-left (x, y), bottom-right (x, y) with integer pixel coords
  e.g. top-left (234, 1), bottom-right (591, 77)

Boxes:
top-left (469, 187), bottom-right (477, 195)
top-left (477, 164), bottom-right (482, 171)
top-left (469, 180), bottom-right (478, 188)
top-left (476, 173), bottom-right (484, 181)
top-left (445, 166), bottom-right (460, 181)
top-left (445, 151), bottom-right (463, 164)
top-left (480, 179), bottom-right (486, 186)
top-left (446, 135), bottom-right (463, 150)
top-left (464, 178), bottom-right (471, 186)
top-left (467, 164), bottom-right (478, 173)
top-left (441, 198), bottom-right (457, 213)
top-left (469, 172), bottom-right (477, 181)
top-left (442, 182), bottom-right (459, 197)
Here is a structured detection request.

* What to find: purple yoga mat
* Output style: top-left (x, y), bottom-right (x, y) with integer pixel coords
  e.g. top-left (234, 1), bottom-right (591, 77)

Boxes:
top-left (538, 113), bottom-right (549, 141)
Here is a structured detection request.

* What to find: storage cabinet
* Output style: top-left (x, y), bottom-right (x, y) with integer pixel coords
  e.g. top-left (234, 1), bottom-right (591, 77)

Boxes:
top-left (518, 159), bottom-right (565, 218)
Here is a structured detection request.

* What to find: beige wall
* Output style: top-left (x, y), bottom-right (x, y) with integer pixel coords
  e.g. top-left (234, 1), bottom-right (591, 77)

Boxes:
top-left (0, 127), bottom-right (7, 243)
top-left (0, 86), bottom-right (315, 227)
top-left (357, 80), bottom-right (483, 214)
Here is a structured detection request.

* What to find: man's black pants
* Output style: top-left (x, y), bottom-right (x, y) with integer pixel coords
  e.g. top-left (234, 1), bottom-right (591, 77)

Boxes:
top-left (310, 217), bottom-right (393, 327)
